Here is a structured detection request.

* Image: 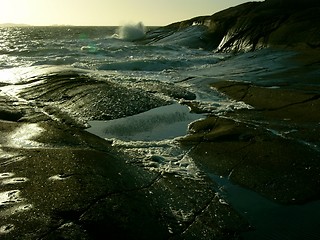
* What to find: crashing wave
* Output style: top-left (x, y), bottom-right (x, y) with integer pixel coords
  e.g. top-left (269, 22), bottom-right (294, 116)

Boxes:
top-left (115, 22), bottom-right (146, 41)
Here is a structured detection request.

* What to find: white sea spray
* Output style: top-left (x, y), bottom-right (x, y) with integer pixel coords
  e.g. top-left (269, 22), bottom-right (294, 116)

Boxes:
top-left (116, 22), bottom-right (146, 41)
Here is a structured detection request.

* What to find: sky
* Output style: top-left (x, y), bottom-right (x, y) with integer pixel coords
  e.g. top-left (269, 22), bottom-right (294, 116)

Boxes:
top-left (0, 0), bottom-right (259, 26)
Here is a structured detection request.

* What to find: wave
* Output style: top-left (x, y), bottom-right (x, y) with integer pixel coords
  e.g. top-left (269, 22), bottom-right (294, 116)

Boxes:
top-left (144, 25), bottom-right (211, 49)
top-left (98, 55), bottom-right (221, 72)
top-left (98, 59), bottom-right (182, 71)
top-left (115, 22), bottom-right (146, 41)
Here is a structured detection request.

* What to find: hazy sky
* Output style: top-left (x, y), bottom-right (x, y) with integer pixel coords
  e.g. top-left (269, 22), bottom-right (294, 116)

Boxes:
top-left (0, 0), bottom-right (259, 26)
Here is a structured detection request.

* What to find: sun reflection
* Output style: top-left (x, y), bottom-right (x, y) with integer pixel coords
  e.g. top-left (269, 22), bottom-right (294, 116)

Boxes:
top-left (0, 68), bottom-right (19, 84)
top-left (0, 190), bottom-right (23, 206)
top-left (0, 67), bottom-right (42, 84)
top-left (0, 224), bottom-right (15, 234)
top-left (8, 123), bottom-right (44, 148)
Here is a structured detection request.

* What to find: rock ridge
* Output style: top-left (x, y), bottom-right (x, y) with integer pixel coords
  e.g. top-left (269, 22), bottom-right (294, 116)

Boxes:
top-left (145, 0), bottom-right (320, 52)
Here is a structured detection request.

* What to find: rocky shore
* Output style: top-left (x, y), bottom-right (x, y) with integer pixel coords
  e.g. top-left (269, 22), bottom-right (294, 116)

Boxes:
top-left (1, 54), bottom-right (319, 240)
top-left (143, 0), bottom-right (320, 52)
top-left (1, 1), bottom-right (320, 239)
top-left (0, 68), bottom-right (249, 239)
top-left (181, 81), bottom-right (320, 204)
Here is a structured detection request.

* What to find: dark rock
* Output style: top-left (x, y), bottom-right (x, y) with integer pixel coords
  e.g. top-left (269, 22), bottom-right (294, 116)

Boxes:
top-left (1, 3), bottom-right (319, 239)
top-left (0, 126), bottom-right (248, 239)
top-left (144, 0), bottom-right (320, 52)
top-left (16, 69), bottom-right (171, 127)
top-left (0, 94), bottom-right (25, 121)
top-left (0, 69), bottom-right (248, 239)
top-left (180, 79), bottom-right (320, 204)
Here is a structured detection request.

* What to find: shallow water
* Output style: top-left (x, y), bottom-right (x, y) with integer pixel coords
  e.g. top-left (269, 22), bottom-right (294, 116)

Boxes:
top-left (87, 103), bottom-right (204, 141)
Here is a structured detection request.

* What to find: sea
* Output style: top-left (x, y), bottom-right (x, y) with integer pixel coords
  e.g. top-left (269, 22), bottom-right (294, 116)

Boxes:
top-left (1, 25), bottom-right (319, 239)
top-left (0, 25), bottom-right (223, 76)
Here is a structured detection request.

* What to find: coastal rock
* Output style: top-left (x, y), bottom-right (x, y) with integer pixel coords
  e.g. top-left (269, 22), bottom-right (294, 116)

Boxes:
top-left (180, 115), bottom-right (320, 204)
top-left (15, 69), bottom-right (169, 127)
top-left (178, 48), bottom-right (320, 205)
top-left (0, 67), bottom-right (192, 131)
top-left (144, 0), bottom-right (320, 52)
top-left (1, 1), bottom-right (319, 239)
top-left (0, 121), bottom-right (247, 240)
top-left (0, 68), bottom-right (248, 239)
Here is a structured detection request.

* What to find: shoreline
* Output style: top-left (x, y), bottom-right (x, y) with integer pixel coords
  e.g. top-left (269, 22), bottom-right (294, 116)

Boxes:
top-left (0, 44), bottom-right (319, 239)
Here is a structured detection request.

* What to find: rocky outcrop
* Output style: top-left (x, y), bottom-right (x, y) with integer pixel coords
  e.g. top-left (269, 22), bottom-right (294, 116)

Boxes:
top-left (180, 79), bottom-right (320, 204)
top-left (216, 0), bottom-right (320, 51)
top-left (6, 67), bottom-right (196, 127)
top-left (0, 68), bottom-right (248, 239)
top-left (177, 48), bottom-right (320, 206)
top-left (1, 2), bottom-right (319, 239)
top-left (145, 0), bottom-right (320, 52)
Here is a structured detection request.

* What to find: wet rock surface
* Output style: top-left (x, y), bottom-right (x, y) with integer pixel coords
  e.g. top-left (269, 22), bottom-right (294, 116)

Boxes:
top-left (1, 50), bottom-right (319, 239)
top-left (180, 51), bottom-right (320, 205)
top-left (15, 70), bottom-right (170, 126)
top-left (1, 1), bottom-right (320, 239)
top-left (0, 127), bottom-right (246, 239)
top-left (180, 115), bottom-right (320, 204)
top-left (0, 68), bottom-right (248, 239)
top-left (143, 0), bottom-right (320, 52)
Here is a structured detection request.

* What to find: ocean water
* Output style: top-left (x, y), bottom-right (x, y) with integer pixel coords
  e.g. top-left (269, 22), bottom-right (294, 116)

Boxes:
top-left (0, 25), bottom-right (221, 74)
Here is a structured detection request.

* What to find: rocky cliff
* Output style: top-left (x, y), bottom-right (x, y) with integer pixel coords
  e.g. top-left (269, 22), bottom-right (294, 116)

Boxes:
top-left (145, 0), bottom-right (320, 52)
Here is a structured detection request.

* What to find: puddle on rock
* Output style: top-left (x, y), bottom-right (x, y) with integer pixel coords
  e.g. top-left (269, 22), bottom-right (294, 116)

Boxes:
top-left (0, 150), bottom-right (26, 167)
top-left (87, 103), bottom-right (204, 141)
top-left (48, 174), bottom-right (73, 181)
top-left (1, 203), bottom-right (33, 217)
top-left (87, 104), bottom-right (207, 180)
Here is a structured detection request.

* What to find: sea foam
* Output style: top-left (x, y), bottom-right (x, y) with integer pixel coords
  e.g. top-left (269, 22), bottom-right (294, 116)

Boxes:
top-left (116, 22), bottom-right (146, 41)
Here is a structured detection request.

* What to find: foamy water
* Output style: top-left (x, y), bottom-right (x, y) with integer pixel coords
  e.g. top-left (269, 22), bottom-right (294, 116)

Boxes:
top-left (0, 25), bottom-right (222, 72)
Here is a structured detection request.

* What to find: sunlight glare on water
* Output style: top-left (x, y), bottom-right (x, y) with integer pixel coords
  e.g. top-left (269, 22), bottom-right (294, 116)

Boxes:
top-left (8, 123), bottom-right (44, 148)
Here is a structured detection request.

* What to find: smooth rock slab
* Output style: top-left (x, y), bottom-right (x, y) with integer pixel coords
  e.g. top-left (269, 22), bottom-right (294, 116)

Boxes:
top-left (0, 71), bottom-right (248, 239)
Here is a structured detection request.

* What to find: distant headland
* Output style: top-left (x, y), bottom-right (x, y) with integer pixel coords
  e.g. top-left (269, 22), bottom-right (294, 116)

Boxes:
top-left (144, 0), bottom-right (320, 52)
top-left (0, 23), bottom-right (30, 27)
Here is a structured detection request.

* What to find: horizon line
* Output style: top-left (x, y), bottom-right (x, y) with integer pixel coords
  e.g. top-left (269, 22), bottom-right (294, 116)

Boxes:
top-left (0, 23), bottom-right (164, 27)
